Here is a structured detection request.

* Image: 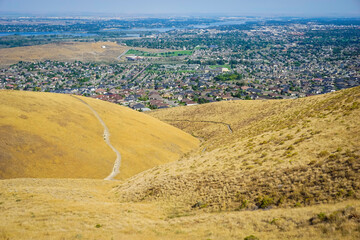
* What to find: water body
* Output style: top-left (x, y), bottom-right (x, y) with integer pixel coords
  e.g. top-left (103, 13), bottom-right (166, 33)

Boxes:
top-left (0, 20), bottom-right (245, 37)
top-left (193, 20), bottom-right (246, 28)
top-left (105, 27), bottom-right (176, 33)
top-left (0, 31), bottom-right (141, 38)
top-left (0, 31), bottom-right (96, 37)
top-left (102, 20), bottom-right (246, 33)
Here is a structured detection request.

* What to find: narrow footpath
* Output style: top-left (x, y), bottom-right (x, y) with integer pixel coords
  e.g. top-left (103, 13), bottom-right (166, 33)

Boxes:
top-left (71, 95), bottom-right (121, 180)
top-left (162, 119), bottom-right (233, 134)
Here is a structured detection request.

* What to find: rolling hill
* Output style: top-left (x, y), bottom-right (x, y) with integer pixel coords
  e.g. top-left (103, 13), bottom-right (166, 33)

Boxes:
top-left (0, 42), bottom-right (128, 66)
top-left (0, 41), bottom-right (175, 67)
top-left (0, 90), bottom-right (199, 179)
top-left (0, 87), bottom-right (359, 239)
top-left (118, 87), bottom-right (360, 211)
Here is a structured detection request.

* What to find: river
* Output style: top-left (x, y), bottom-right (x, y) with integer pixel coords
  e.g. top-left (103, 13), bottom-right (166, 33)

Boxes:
top-left (0, 20), bottom-right (246, 37)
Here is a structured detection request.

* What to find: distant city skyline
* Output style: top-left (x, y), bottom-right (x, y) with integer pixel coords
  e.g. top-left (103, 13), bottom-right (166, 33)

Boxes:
top-left (0, 0), bottom-right (359, 17)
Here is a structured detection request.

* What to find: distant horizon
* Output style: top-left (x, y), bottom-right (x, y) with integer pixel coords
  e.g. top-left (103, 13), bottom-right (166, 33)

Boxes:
top-left (0, 0), bottom-right (359, 18)
top-left (0, 11), bottom-right (359, 19)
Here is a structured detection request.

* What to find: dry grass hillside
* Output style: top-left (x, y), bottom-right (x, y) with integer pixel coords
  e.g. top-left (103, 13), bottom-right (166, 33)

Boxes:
top-left (117, 87), bottom-right (360, 214)
top-left (0, 90), bottom-right (198, 179)
top-left (0, 42), bottom-right (127, 66)
top-left (0, 88), bottom-right (359, 239)
top-left (1, 178), bottom-right (359, 240)
top-left (0, 41), bottom-right (173, 66)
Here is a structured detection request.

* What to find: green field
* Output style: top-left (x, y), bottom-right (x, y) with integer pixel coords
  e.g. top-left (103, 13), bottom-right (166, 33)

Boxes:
top-left (159, 50), bottom-right (193, 56)
top-left (126, 49), bottom-right (155, 56)
top-left (208, 64), bottom-right (231, 69)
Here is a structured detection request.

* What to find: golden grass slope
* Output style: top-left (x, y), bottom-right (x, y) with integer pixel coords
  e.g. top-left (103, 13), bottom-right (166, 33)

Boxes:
top-left (0, 178), bottom-right (359, 239)
top-left (0, 41), bottom-right (174, 67)
top-left (117, 87), bottom-right (360, 211)
top-left (0, 42), bottom-right (129, 66)
top-left (0, 90), bottom-right (199, 179)
top-left (0, 88), bottom-right (359, 240)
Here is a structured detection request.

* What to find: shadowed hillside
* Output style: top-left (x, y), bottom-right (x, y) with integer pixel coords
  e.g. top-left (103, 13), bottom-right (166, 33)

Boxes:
top-left (117, 87), bottom-right (360, 212)
top-left (0, 90), bottom-right (199, 179)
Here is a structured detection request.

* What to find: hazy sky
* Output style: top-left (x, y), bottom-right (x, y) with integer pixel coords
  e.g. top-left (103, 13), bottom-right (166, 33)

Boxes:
top-left (0, 0), bottom-right (359, 16)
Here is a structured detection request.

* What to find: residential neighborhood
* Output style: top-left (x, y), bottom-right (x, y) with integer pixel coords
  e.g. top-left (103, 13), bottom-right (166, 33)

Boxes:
top-left (1, 20), bottom-right (359, 110)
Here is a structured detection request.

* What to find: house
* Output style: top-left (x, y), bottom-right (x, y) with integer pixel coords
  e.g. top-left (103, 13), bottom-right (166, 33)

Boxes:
top-left (246, 88), bottom-right (262, 94)
top-left (131, 103), bottom-right (146, 110)
top-left (162, 93), bottom-right (172, 99)
top-left (108, 88), bottom-right (120, 94)
top-left (173, 93), bottom-right (184, 101)
top-left (124, 95), bottom-right (136, 102)
top-left (149, 91), bottom-right (163, 100)
top-left (217, 67), bottom-right (230, 73)
top-left (91, 94), bottom-right (109, 100)
top-left (221, 93), bottom-right (233, 100)
top-left (150, 100), bottom-right (169, 108)
top-left (126, 56), bottom-right (144, 61)
top-left (95, 88), bottom-right (106, 94)
top-left (182, 98), bottom-right (198, 106)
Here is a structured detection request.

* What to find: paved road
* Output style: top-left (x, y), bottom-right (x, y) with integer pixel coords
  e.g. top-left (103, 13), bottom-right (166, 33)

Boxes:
top-left (130, 63), bottom-right (151, 81)
top-left (71, 96), bottom-right (121, 180)
top-left (117, 49), bottom-right (130, 60)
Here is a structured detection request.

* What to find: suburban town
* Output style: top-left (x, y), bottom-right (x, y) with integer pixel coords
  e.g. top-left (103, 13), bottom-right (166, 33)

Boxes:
top-left (1, 19), bottom-right (359, 111)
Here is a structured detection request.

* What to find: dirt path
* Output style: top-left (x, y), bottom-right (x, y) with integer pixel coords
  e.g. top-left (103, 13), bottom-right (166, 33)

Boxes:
top-left (162, 119), bottom-right (233, 134)
top-left (71, 95), bottom-right (121, 180)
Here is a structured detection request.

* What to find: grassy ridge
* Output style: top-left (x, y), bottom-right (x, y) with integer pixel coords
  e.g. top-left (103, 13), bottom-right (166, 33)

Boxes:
top-left (0, 90), bottom-right (199, 179)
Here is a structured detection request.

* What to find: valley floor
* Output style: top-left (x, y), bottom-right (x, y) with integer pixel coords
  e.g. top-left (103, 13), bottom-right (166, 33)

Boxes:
top-left (0, 178), bottom-right (359, 240)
